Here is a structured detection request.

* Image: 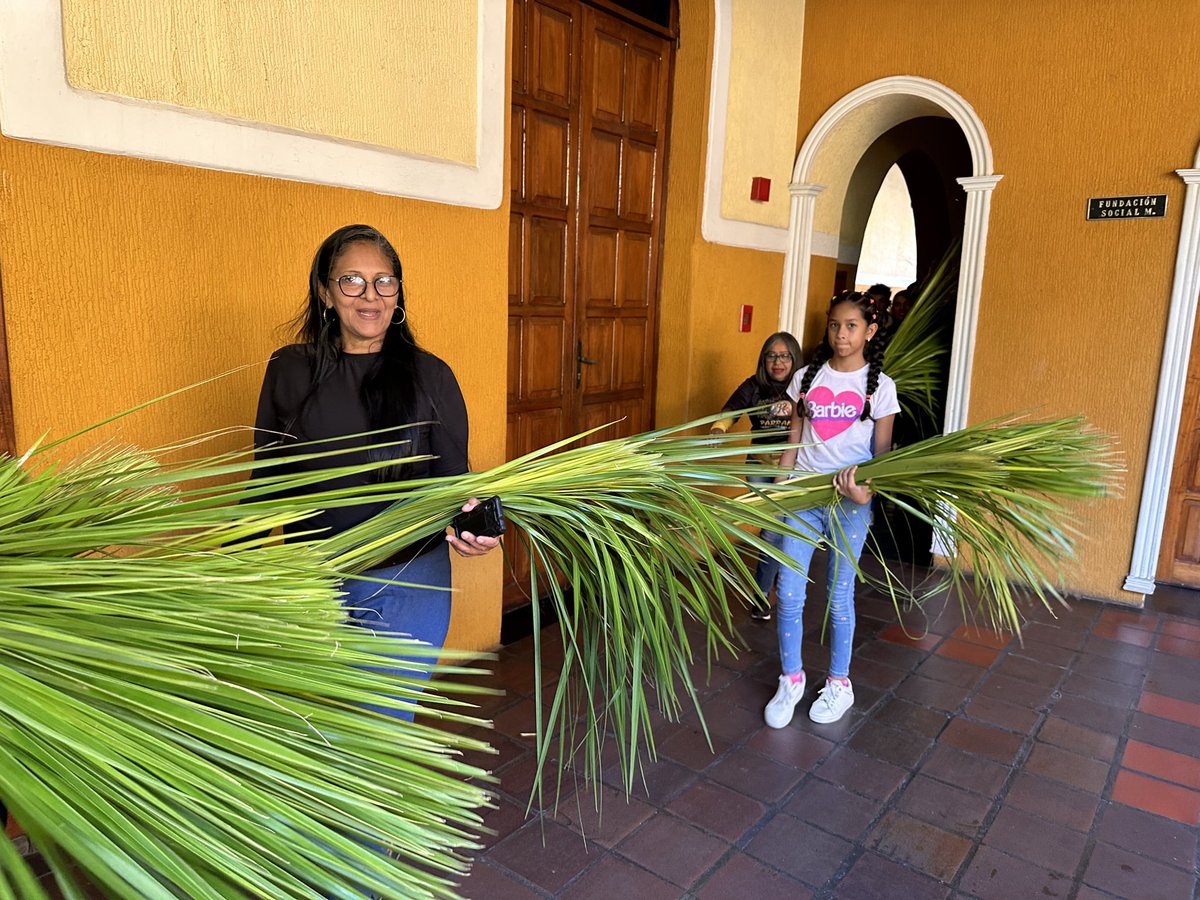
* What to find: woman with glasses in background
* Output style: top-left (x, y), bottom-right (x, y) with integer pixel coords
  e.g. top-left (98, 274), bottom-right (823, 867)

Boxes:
top-left (709, 331), bottom-right (803, 620)
top-left (252, 224), bottom-right (497, 715)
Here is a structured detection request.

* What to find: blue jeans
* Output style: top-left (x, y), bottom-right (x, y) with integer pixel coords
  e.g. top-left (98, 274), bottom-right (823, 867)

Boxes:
top-left (776, 498), bottom-right (872, 679)
top-left (747, 468), bottom-right (786, 595)
top-left (341, 543), bottom-right (452, 720)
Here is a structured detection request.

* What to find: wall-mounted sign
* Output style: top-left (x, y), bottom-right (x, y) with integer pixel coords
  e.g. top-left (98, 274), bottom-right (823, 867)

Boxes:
top-left (1086, 194), bottom-right (1167, 220)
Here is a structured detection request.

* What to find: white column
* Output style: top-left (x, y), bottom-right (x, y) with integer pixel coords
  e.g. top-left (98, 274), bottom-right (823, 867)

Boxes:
top-left (1123, 168), bottom-right (1200, 594)
top-left (943, 174), bottom-right (1004, 435)
top-left (929, 173), bottom-right (1002, 560)
top-left (778, 182), bottom-right (825, 335)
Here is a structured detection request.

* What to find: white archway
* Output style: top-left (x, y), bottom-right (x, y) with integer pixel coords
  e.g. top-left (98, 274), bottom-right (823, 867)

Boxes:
top-left (779, 76), bottom-right (1001, 435)
top-left (1124, 158), bottom-right (1200, 594)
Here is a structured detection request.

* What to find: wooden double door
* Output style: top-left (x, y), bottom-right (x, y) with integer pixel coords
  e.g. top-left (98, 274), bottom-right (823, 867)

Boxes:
top-left (506, 0), bottom-right (673, 606)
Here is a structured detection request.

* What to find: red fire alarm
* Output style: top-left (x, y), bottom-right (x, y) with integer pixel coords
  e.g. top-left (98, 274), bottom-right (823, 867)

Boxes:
top-left (750, 177), bottom-right (771, 202)
top-left (739, 304), bottom-right (753, 332)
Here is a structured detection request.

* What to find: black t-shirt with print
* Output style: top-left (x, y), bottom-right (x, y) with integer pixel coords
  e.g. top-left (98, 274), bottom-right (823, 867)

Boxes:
top-left (720, 376), bottom-right (794, 445)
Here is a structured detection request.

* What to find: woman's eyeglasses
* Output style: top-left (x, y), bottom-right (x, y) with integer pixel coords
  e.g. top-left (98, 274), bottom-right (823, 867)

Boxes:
top-left (764, 352), bottom-right (793, 362)
top-left (331, 274), bottom-right (401, 298)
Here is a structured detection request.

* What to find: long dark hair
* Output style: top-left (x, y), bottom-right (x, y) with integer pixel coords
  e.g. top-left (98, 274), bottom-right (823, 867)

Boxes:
top-left (754, 331), bottom-right (802, 396)
top-left (797, 291), bottom-right (887, 421)
top-left (293, 224), bottom-right (423, 472)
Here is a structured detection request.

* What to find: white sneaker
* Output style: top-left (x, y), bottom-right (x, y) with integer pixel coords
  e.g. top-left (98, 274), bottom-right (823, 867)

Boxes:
top-left (809, 678), bottom-right (854, 724)
top-left (764, 673), bottom-right (806, 729)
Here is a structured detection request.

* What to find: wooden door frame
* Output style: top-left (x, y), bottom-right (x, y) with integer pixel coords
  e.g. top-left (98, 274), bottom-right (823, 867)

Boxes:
top-left (1125, 160), bottom-right (1200, 593)
top-left (0, 265), bottom-right (15, 458)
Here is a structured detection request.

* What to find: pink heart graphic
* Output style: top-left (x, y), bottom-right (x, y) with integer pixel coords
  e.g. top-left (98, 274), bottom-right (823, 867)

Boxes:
top-left (806, 386), bottom-right (863, 441)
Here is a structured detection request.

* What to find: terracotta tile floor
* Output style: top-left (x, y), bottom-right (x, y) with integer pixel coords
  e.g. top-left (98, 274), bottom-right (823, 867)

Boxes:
top-left (459, 571), bottom-right (1200, 899)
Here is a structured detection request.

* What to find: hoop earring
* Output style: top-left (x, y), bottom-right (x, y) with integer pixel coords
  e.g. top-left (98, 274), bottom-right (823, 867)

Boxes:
top-left (392, 307), bottom-right (407, 326)
top-left (323, 305), bottom-right (337, 324)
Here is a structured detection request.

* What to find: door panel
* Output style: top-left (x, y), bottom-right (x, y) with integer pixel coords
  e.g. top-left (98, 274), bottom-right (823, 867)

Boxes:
top-left (522, 320), bottom-right (568, 399)
top-left (506, 0), bottom-right (672, 610)
top-left (628, 46), bottom-right (661, 129)
top-left (531, 3), bottom-right (573, 105)
top-left (506, 319), bottom-right (521, 400)
top-left (616, 319), bottom-right (647, 390)
top-left (586, 227), bottom-right (618, 303)
top-left (527, 113), bottom-right (571, 207)
top-left (588, 132), bottom-right (622, 216)
top-left (580, 400), bottom-right (616, 444)
top-left (581, 319), bottom-right (615, 391)
top-left (510, 109), bottom-right (525, 199)
top-left (619, 232), bottom-right (650, 306)
top-left (529, 217), bottom-right (568, 304)
top-left (621, 140), bottom-right (656, 221)
top-left (591, 32), bottom-right (626, 121)
top-left (1158, 291), bottom-right (1200, 587)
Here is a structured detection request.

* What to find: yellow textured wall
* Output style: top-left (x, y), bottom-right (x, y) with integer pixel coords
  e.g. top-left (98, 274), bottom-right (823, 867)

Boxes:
top-left (658, 0), bottom-right (788, 428)
top-left (719, 0), bottom-right (804, 228)
top-left (63, 0), bottom-right (478, 164)
top-left (0, 134), bottom-right (508, 650)
top-left (800, 0), bottom-right (1200, 602)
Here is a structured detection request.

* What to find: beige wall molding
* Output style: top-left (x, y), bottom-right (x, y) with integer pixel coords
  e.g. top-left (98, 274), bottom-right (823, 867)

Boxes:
top-left (780, 76), bottom-right (1000, 438)
top-left (0, 1), bottom-right (506, 208)
top-left (701, 0), bottom-right (796, 253)
top-left (1124, 164), bottom-right (1200, 596)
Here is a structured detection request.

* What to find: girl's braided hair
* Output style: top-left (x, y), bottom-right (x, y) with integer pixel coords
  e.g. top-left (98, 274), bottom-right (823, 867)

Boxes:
top-left (796, 291), bottom-right (888, 422)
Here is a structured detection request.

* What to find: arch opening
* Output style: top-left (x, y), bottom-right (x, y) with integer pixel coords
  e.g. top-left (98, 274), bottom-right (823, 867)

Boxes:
top-left (780, 76), bottom-right (1001, 443)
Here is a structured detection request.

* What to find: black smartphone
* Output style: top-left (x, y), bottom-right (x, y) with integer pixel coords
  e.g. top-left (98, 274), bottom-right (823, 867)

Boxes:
top-left (451, 496), bottom-right (507, 538)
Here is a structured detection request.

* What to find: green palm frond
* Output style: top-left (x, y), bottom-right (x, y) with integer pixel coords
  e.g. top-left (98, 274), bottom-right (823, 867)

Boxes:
top-left (884, 242), bottom-right (960, 422)
top-left (1, 398), bottom-right (1117, 897)
top-left (755, 416), bottom-right (1120, 634)
top-left (0, 444), bottom-right (496, 899)
top-left (324, 413), bottom-right (1117, 803)
top-left (322, 422), bottom-right (805, 802)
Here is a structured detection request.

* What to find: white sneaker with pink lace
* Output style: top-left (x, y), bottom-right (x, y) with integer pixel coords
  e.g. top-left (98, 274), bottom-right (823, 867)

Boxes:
top-left (764, 673), bottom-right (806, 729)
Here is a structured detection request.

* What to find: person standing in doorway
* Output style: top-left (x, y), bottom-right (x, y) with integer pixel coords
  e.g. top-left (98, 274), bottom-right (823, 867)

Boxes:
top-left (764, 292), bottom-right (899, 727)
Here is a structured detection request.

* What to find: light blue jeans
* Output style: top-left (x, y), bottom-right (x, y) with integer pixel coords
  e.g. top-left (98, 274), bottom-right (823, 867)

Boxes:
top-left (341, 543), bottom-right (452, 721)
top-left (747, 466), bottom-right (786, 595)
top-left (776, 498), bottom-right (872, 679)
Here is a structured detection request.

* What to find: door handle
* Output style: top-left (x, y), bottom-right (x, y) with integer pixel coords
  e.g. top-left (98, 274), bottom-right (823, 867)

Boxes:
top-left (576, 340), bottom-right (597, 387)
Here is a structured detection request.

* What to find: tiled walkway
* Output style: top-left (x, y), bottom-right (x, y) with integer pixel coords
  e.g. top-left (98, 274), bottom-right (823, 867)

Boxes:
top-left (458, 570), bottom-right (1200, 899)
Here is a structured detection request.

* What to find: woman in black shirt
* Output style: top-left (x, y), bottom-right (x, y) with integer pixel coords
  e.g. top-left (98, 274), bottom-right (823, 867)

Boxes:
top-left (254, 224), bottom-right (497, 714)
top-left (709, 331), bottom-right (802, 620)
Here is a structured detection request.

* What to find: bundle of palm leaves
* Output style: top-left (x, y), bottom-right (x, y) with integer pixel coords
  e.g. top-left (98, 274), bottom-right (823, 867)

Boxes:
top-left (756, 416), bottom-right (1118, 633)
top-left (325, 414), bottom-right (1116, 801)
top-left (0, 441), bottom-right (497, 899)
top-left (883, 242), bottom-right (959, 423)
top-left (0, 400), bottom-right (1116, 897)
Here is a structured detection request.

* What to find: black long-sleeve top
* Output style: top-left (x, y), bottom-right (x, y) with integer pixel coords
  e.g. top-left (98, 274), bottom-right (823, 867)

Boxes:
top-left (715, 376), bottom-right (795, 445)
top-left (253, 344), bottom-right (469, 558)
